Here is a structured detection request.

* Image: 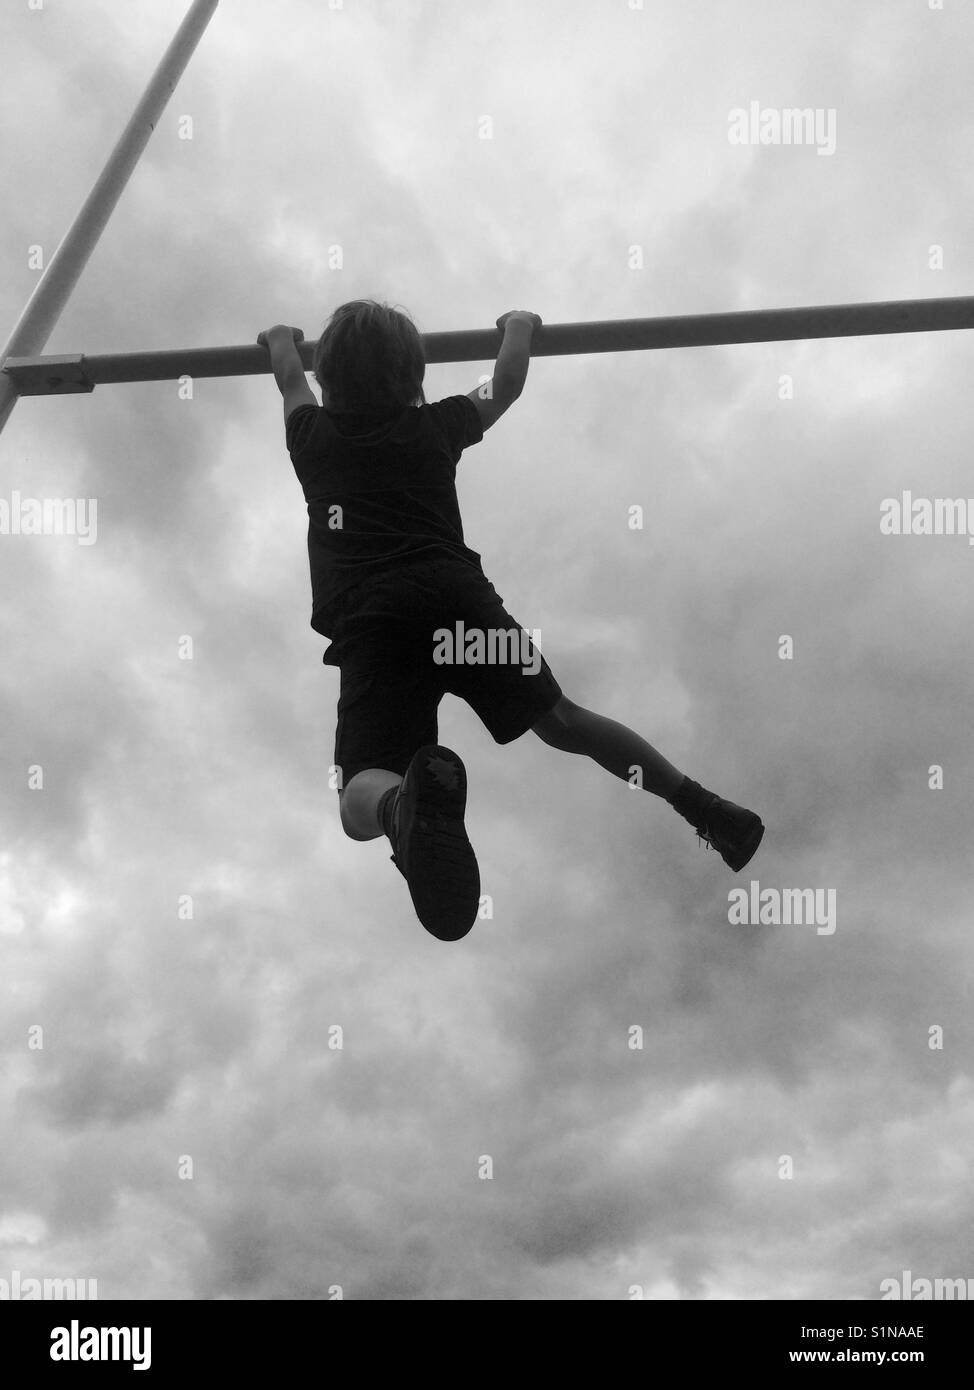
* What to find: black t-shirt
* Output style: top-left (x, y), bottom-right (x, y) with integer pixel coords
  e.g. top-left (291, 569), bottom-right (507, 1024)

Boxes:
top-left (286, 394), bottom-right (486, 638)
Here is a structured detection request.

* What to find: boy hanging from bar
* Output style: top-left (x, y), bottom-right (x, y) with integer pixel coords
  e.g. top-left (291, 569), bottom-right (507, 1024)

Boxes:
top-left (259, 301), bottom-right (764, 941)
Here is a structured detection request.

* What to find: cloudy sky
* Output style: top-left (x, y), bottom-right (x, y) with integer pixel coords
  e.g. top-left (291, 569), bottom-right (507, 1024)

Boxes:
top-left (1, 0), bottom-right (973, 1303)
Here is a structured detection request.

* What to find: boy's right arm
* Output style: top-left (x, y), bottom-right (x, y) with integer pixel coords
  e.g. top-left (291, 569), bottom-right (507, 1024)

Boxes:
top-left (466, 310), bottom-right (541, 432)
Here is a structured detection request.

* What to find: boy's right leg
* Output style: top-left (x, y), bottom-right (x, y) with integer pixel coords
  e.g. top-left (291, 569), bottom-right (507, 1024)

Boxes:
top-left (532, 696), bottom-right (764, 871)
top-left (532, 697), bottom-right (685, 799)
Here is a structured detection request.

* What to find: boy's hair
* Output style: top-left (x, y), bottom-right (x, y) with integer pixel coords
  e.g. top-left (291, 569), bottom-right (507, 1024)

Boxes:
top-left (313, 299), bottom-right (427, 414)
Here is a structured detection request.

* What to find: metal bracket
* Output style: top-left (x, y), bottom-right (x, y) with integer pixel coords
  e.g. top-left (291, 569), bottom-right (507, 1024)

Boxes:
top-left (1, 355), bottom-right (94, 395)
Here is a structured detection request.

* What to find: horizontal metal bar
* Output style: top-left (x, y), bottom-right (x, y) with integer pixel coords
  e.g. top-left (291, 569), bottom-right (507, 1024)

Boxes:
top-left (4, 295), bottom-right (974, 396)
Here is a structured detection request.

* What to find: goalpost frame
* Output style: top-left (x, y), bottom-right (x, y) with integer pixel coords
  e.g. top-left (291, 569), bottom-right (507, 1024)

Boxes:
top-left (2, 0), bottom-right (973, 422)
top-left (0, 0), bottom-right (220, 437)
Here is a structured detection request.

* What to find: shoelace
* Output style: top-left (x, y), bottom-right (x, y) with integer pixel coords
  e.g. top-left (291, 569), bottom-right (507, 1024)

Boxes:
top-left (693, 794), bottom-right (727, 855)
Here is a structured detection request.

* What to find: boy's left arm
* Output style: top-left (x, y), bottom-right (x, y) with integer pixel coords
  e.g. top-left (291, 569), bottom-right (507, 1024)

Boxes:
top-left (258, 325), bottom-right (317, 423)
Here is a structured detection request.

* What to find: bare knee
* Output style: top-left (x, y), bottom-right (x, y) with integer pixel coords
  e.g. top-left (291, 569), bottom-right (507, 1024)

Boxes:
top-left (532, 695), bottom-right (582, 749)
top-left (339, 795), bottom-right (373, 840)
top-left (339, 769), bottom-right (402, 841)
top-left (341, 795), bottom-right (372, 845)
top-left (338, 782), bottom-right (376, 841)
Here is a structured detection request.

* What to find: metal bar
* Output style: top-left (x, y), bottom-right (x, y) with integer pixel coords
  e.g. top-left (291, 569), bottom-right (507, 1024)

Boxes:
top-left (0, 0), bottom-right (220, 435)
top-left (4, 294), bottom-right (974, 396)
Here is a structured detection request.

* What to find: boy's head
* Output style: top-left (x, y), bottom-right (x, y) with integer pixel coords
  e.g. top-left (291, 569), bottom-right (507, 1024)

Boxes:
top-left (313, 299), bottom-right (426, 414)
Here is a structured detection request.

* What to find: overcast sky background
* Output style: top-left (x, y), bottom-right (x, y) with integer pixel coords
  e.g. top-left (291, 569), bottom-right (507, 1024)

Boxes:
top-left (1, 0), bottom-right (972, 1302)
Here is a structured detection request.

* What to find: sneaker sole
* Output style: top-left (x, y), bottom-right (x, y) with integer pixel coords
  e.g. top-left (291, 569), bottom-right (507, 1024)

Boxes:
top-left (393, 745), bottom-right (480, 941)
top-left (724, 818), bottom-right (765, 872)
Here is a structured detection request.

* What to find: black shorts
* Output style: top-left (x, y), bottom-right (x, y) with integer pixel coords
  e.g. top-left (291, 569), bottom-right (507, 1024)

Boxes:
top-left (322, 555), bottom-right (563, 788)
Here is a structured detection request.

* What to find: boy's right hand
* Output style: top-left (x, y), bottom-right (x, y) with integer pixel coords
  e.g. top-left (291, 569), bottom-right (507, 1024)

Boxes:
top-left (496, 310), bottom-right (542, 333)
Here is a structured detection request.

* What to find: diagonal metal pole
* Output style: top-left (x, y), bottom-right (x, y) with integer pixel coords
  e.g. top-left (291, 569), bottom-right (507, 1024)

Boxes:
top-left (4, 295), bottom-right (974, 397)
top-left (0, 0), bottom-right (219, 437)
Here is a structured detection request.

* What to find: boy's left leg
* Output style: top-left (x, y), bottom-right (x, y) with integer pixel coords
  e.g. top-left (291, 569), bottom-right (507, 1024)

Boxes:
top-left (330, 629), bottom-right (480, 940)
top-left (340, 755), bottom-right (480, 941)
top-left (331, 630), bottom-right (436, 845)
top-left (339, 769), bottom-right (403, 841)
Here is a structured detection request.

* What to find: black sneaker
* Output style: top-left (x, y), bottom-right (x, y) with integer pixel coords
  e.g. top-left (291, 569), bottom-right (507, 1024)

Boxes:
top-left (388, 745), bottom-right (480, 941)
top-left (693, 795), bottom-right (765, 872)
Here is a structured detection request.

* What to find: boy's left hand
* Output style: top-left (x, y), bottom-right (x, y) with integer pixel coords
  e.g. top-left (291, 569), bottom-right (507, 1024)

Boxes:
top-left (258, 325), bottom-right (305, 348)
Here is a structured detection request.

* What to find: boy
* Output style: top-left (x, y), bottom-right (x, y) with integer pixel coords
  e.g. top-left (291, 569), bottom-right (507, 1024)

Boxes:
top-left (260, 301), bottom-right (764, 942)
